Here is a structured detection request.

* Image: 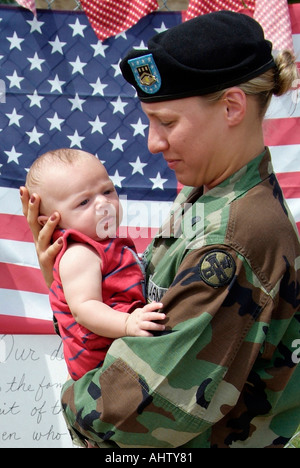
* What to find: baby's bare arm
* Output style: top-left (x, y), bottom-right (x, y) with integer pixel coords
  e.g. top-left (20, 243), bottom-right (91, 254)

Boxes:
top-left (60, 244), bottom-right (165, 338)
top-left (60, 244), bottom-right (127, 337)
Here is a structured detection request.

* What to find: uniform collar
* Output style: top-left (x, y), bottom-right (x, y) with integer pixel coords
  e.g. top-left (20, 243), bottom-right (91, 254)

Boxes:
top-left (187, 148), bottom-right (272, 206)
top-left (156, 148), bottom-right (273, 240)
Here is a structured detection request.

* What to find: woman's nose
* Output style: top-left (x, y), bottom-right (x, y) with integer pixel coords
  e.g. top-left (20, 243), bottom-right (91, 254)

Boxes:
top-left (147, 124), bottom-right (168, 155)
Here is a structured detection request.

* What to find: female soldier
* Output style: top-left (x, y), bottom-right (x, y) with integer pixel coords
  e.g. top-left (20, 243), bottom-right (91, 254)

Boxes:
top-left (21, 11), bottom-right (300, 448)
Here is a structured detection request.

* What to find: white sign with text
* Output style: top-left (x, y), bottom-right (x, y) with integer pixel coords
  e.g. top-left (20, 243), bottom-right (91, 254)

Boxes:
top-left (0, 334), bottom-right (74, 448)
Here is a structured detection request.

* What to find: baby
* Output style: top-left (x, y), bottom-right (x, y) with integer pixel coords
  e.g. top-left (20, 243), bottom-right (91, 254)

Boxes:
top-left (26, 148), bottom-right (165, 380)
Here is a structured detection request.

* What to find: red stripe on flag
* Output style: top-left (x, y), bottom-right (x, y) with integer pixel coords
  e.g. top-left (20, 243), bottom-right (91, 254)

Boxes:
top-left (263, 118), bottom-right (300, 146)
top-left (0, 315), bottom-right (54, 335)
top-left (0, 262), bottom-right (48, 294)
top-left (177, 182), bottom-right (184, 194)
top-left (276, 172), bottom-right (300, 199)
top-left (133, 236), bottom-right (152, 254)
top-left (118, 226), bottom-right (158, 253)
top-left (0, 214), bottom-right (33, 242)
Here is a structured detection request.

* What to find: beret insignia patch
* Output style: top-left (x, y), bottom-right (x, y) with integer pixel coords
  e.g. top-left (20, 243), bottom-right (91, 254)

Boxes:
top-left (128, 53), bottom-right (161, 95)
top-left (199, 250), bottom-right (236, 288)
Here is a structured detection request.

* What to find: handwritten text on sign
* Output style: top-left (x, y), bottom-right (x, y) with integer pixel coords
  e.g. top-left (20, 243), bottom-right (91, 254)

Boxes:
top-left (0, 335), bottom-right (73, 448)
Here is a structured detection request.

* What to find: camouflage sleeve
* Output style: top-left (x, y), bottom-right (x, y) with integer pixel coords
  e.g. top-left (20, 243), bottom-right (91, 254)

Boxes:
top-left (60, 244), bottom-right (296, 448)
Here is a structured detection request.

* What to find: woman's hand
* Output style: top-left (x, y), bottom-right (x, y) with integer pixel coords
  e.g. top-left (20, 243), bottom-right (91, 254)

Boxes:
top-left (20, 186), bottom-right (63, 287)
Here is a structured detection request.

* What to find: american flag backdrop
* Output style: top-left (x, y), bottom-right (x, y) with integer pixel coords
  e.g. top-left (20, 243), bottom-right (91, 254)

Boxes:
top-left (0, 4), bottom-right (299, 335)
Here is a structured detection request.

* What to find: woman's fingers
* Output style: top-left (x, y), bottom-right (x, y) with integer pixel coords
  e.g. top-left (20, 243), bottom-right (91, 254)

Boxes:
top-left (37, 212), bottom-right (61, 252)
top-left (20, 186), bottom-right (29, 217)
top-left (36, 213), bottom-right (62, 287)
top-left (20, 186), bottom-right (62, 287)
top-left (20, 187), bottom-right (42, 244)
top-left (38, 235), bottom-right (63, 287)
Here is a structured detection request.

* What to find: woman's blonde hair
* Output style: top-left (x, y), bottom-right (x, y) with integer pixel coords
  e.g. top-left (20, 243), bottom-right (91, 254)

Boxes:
top-left (205, 50), bottom-right (299, 117)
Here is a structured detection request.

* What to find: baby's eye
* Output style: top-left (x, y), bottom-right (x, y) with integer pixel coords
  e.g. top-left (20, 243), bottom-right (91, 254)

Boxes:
top-left (79, 199), bottom-right (89, 206)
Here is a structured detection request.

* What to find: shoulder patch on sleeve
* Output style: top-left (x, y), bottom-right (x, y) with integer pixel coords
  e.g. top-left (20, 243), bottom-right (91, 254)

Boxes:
top-left (199, 250), bottom-right (236, 288)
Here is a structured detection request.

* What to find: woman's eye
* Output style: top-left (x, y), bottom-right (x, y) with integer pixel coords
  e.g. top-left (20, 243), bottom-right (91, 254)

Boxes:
top-left (161, 121), bottom-right (173, 127)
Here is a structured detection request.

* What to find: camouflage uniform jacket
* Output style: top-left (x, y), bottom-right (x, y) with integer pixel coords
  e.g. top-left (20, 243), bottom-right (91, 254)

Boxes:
top-left (61, 149), bottom-right (300, 448)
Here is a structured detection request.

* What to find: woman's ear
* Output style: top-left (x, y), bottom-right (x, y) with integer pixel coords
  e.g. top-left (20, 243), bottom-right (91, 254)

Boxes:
top-left (38, 215), bottom-right (49, 226)
top-left (222, 87), bottom-right (247, 126)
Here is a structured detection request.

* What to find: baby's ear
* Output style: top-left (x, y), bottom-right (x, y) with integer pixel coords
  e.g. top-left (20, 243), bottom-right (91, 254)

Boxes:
top-left (38, 215), bottom-right (49, 226)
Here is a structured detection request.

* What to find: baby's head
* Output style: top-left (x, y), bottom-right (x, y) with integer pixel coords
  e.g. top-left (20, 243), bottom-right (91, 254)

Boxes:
top-left (26, 148), bottom-right (121, 239)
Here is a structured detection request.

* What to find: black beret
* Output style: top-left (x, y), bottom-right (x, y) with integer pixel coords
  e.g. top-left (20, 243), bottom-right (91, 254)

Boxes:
top-left (120, 10), bottom-right (276, 102)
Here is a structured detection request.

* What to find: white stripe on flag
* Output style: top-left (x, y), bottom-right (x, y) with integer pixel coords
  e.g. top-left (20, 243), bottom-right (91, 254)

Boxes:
top-left (120, 198), bottom-right (173, 229)
top-left (286, 198), bottom-right (300, 223)
top-left (292, 33), bottom-right (300, 53)
top-left (0, 288), bottom-right (52, 321)
top-left (0, 187), bottom-right (173, 229)
top-left (270, 145), bottom-right (300, 174)
top-left (0, 239), bottom-right (39, 268)
top-left (267, 94), bottom-right (300, 120)
top-left (0, 187), bottom-right (23, 215)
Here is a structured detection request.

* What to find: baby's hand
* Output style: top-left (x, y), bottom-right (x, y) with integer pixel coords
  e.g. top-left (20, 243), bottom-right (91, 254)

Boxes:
top-left (125, 302), bottom-right (165, 337)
